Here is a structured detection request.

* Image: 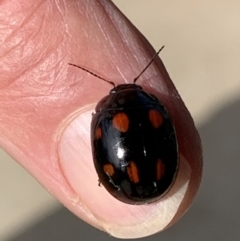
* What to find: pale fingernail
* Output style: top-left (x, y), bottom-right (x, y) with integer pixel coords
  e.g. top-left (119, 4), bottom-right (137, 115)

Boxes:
top-left (58, 107), bottom-right (190, 238)
top-left (58, 106), bottom-right (106, 230)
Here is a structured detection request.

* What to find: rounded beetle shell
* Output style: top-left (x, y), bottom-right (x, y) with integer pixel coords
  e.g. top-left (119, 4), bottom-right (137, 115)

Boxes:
top-left (91, 84), bottom-right (179, 204)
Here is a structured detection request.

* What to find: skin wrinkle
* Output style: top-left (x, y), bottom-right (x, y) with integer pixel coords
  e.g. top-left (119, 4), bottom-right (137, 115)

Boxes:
top-left (55, 0), bottom-right (67, 19)
top-left (29, 27), bottom-right (63, 70)
top-left (98, 2), bottom-right (159, 85)
top-left (90, 4), bottom-right (135, 83)
top-left (1, 34), bottom-right (26, 59)
top-left (101, 2), bottom-right (142, 65)
top-left (2, 40), bottom-right (64, 94)
top-left (2, 1), bottom-right (44, 44)
top-left (54, 0), bottom-right (70, 39)
top-left (0, 35), bottom-right (40, 89)
top-left (67, 3), bottom-right (93, 59)
top-left (1, 39), bottom-right (39, 90)
top-left (5, 72), bottom-right (53, 97)
top-left (1, 58), bottom-right (68, 113)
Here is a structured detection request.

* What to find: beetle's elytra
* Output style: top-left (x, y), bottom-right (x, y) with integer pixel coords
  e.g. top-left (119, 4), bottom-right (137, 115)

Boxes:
top-left (91, 84), bottom-right (178, 204)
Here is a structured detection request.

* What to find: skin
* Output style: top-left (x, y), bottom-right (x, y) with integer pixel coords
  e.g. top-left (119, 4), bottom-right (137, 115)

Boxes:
top-left (0, 0), bottom-right (202, 239)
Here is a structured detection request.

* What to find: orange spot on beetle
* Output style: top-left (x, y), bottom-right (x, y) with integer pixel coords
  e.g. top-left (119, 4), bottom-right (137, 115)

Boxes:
top-left (127, 161), bottom-right (139, 183)
top-left (148, 109), bottom-right (163, 128)
top-left (156, 159), bottom-right (165, 180)
top-left (112, 112), bottom-right (129, 132)
top-left (103, 164), bottom-right (114, 176)
top-left (95, 127), bottom-right (102, 139)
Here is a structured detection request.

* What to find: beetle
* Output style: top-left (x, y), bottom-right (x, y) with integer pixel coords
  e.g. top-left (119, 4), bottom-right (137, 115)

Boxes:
top-left (69, 46), bottom-right (179, 204)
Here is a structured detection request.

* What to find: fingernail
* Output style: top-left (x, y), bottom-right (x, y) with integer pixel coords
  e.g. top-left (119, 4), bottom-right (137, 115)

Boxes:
top-left (58, 105), bottom-right (106, 230)
top-left (58, 105), bottom-right (191, 238)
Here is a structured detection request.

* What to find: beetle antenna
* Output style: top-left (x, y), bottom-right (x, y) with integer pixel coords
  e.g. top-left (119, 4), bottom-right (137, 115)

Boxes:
top-left (133, 45), bottom-right (165, 84)
top-left (68, 63), bottom-right (116, 88)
